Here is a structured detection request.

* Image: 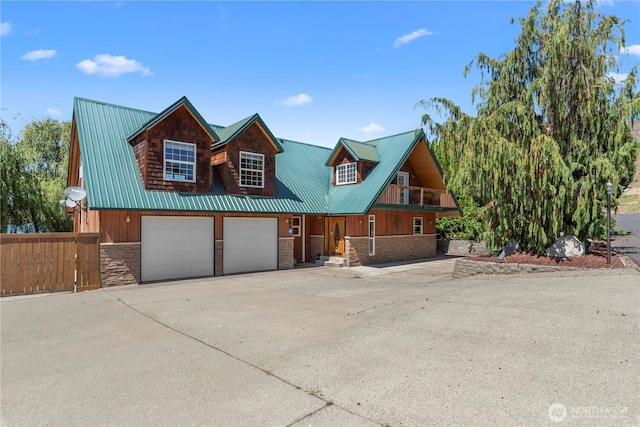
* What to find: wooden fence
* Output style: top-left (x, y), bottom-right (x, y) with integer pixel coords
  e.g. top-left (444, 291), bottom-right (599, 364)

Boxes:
top-left (0, 233), bottom-right (101, 296)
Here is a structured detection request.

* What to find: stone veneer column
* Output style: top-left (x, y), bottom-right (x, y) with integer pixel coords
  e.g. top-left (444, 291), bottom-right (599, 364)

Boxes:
top-left (309, 235), bottom-right (324, 262)
top-left (100, 243), bottom-right (141, 287)
top-left (345, 234), bottom-right (437, 267)
top-left (279, 237), bottom-right (295, 270)
top-left (215, 240), bottom-right (223, 276)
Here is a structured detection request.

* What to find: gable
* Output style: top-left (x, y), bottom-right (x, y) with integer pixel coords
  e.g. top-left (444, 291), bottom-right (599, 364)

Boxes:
top-left (407, 138), bottom-right (447, 191)
top-left (127, 96), bottom-right (219, 143)
top-left (211, 121), bottom-right (278, 197)
top-left (130, 104), bottom-right (215, 193)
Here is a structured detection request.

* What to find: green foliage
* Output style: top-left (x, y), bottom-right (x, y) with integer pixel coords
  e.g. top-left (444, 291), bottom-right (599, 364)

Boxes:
top-left (0, 118), bottom-right (73, 233)
top-left (436, 194), bottom-right (485, 240)
top-left (421, 0), bottom-right (639, 253)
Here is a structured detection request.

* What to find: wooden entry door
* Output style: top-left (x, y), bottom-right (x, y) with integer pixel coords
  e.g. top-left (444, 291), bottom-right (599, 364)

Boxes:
top-left (326, 217), bottom-right (346, 257)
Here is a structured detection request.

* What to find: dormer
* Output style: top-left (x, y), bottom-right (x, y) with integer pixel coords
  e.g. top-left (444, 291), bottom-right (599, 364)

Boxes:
top-left (325, 138), bottom-right (379, 186)
top-left (210, 114), bottom-right (283, 197)
top-left (127, 97), bottom-right (219, 193)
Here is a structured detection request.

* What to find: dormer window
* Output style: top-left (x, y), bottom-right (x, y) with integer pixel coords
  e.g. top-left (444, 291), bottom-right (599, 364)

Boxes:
top-left (240, 151), bottom-right (264, 188)
top-left (164, 140), bottom-right (195, 182)
top-left (336, 162), bottom-right (357, 185)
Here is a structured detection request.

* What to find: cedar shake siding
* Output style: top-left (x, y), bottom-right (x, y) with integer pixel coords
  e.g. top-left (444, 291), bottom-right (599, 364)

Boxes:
top-left (211, 122), bottom-right (277, 197)
top-left (129, 105), bottom-right (214, 193)
top-left (331, 147), bottom-right (376, 185)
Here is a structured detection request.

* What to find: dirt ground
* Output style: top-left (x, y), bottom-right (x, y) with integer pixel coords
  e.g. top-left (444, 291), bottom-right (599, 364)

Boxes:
top-left (469, 241), bottom-right (625, 268)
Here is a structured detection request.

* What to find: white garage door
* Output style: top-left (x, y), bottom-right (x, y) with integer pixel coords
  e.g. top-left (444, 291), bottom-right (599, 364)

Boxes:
top-left (223, 217), bottom-right (278, 275)
top-left (141, 216), bottom-right (214, 282)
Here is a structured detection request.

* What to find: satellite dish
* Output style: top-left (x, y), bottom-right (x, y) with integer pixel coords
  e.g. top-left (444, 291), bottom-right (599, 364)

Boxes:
top-left (64, 186), bottom-right (86, 202)
top-left (60, 199), bottom-right (77, 208)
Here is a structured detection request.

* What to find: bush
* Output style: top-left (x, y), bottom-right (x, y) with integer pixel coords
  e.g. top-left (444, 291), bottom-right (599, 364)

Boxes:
top-left (436, 194), bottom-right (485, 241)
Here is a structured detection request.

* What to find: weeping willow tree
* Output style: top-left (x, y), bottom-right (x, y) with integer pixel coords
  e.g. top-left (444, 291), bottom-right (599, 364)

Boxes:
top-left (420, 0), bottom-right (639, 253)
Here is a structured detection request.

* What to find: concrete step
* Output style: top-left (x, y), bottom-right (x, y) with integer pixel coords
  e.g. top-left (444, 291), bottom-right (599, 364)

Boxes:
top-left (324, 257), bottom-right (346, 268)
top-left (315, 256), bottom-right (330, 266)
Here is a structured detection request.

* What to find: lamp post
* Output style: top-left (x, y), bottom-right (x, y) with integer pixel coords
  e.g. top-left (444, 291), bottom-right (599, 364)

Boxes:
top-left (606, 180), bottom-right (612, 265)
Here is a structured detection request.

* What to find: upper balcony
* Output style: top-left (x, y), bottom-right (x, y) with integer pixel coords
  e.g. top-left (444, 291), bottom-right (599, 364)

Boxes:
top-left (377, 184), bottom-right (457, 208)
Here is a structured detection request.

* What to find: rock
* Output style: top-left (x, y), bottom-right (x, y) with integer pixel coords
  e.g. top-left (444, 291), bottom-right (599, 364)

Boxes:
top-left (545, 235), bottom-right (585, 258)
top-left (585, 238), bottom-right (595, 254)
top-left (503, 239), bottom-right (521, 256)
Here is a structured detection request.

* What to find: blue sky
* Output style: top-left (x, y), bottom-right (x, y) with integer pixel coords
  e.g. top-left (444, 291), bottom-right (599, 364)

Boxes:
top-left (2, 1), bottom-right (639, 148)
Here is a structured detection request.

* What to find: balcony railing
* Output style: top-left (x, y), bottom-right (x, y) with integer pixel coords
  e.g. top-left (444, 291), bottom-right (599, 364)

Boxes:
top-left (377, 184), bottom-right (457, 208)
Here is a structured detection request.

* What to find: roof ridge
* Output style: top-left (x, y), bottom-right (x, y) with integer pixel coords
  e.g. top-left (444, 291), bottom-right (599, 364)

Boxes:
top-left (74, 97), bottom-right (157, 115)
top-left (363, 128), bottom-right (423, 144)
top-left (279, 138), bottom-right (333, 151)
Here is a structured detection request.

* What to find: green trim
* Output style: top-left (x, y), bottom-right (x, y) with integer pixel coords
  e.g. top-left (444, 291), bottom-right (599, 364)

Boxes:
top-left (126, 96), bottom-right (220, 143)
top-left (373, 203), bottom-right (462, 213)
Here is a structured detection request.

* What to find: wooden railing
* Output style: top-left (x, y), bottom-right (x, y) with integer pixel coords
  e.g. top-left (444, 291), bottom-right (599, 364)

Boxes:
top-left (377, 184), bottom-right (457, 208)
top-left (0, 232), bottom-right (101, 296)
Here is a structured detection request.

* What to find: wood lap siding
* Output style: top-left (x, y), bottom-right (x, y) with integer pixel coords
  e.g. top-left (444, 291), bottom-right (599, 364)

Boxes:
top-left (344, 211), bottom-right (436, 237)
top-left (0, 233), bottom-right (100, 296)
top-left (99, 210), bottom-right (295, 243)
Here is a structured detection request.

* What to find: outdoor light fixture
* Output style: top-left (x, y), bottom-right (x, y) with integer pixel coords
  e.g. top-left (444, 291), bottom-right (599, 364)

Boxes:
top-left (606, 180), bottom-right (613, 265)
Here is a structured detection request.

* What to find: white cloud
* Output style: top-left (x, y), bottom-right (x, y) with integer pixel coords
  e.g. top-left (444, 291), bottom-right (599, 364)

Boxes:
top-left (621, 44), bottom-right (640, 56)
top-left (607, 72), bottom-right (628, 84)
top-left (359, 122), bottom-right (384, 133)
top-left (76, 54), bottom-right (153, 77)
top-left (21, 49), bottom-right (57, 61)
top-left (46, 108), bottom-right (62, 117)
top-left (277, 93), bottom-right (313, 107)
top-left (394, 29), bottom-right (435, 48)
top-left (1, 21), bottom-right (13, 36)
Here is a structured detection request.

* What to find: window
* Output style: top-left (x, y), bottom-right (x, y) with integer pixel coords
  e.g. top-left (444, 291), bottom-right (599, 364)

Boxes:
top-left (413, 217), bottom-right (423, 235)
top-left (164, 140), bottom-right (195, 182)
top-left (336, 162), bottom-right (357, 185)
top-left (368, 215), bottom-right (375, 256)
top-left (240, 151), bottom-right (264, 188)
top-left (291, 216), bottom-right (301, 236)
top-left (397, 171), bottom-right (409, 204)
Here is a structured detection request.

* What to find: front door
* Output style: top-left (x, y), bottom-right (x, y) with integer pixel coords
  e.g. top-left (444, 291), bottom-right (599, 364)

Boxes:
top-left (326, 217), bottom-right (346, 257)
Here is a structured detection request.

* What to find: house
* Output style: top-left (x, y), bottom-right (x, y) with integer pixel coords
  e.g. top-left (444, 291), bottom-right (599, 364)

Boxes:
top-left (67, 96), bottom-right (460, 286)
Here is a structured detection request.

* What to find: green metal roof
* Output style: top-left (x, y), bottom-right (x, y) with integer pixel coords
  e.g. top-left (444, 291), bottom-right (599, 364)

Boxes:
top-left (325, 137), bottom-right (379, 165)
top-left (126, 96), bottom-right (219, 143)
top-left (327, 130), bottom-right (424, 214)
top-left (211, 113), bottom-right (284, 153)
top-left (73, 97), bottom-right (458, 216)
top-left (73, 97), bottom-right (328, 213)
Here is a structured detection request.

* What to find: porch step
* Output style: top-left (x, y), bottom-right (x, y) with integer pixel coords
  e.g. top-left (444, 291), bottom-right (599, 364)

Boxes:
top-left (324, 257), bottom-right (347, 268)
top-left (315, 256), bottom-right (330, 266)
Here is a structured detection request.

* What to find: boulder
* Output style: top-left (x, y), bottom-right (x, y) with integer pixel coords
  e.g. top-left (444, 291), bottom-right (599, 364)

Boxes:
top-left (545, 235), bottom-right (585, 258)
top-left (503, 239), bottom-right (521, 256)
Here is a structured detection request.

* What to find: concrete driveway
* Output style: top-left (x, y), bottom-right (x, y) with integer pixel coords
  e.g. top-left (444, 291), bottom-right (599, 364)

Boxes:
top-left (1, 259), bottom-right (638, 426)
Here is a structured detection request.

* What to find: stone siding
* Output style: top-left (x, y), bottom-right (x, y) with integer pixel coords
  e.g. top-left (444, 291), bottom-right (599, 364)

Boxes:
top-left (437, 239), bottom-right (486, 256)
top-left (452, 259), bottom-right (580, 278)
top-left (279, 237), bottom-right (294, 270)
top-left (309, 235), bottom-right (324, 262)
top-left (215, 240), bottom-right (223, 276)
top-left (100, 243), bottom-right (141, 287)
top-left (345, 234), bottom-right (437, 267)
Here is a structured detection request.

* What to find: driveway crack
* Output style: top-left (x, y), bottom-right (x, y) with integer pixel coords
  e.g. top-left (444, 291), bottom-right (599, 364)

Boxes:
top-left (104, 289), bottom-right (383, 426)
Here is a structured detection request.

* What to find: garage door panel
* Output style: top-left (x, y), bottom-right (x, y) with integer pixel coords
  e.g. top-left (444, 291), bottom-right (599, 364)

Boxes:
top-left (223, 217), bottom-right (277, 275)
top-left (141, 216), bottom-right (214, 282)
